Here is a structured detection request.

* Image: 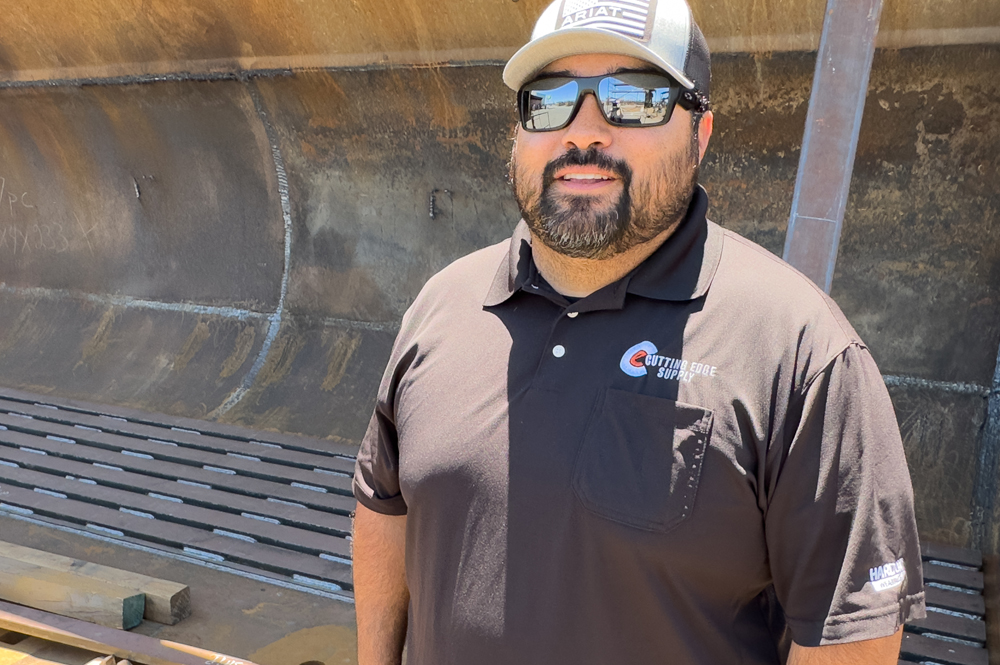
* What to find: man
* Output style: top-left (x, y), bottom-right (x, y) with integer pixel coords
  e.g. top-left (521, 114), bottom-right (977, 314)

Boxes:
top-left (353, 0), bottom-right (925, 662)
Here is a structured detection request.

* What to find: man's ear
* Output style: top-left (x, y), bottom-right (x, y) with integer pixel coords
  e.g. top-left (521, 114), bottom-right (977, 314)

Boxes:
top-left (697, 111), bottom-right (714, 164)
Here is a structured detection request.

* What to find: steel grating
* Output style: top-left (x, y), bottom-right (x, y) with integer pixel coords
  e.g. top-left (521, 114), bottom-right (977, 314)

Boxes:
top-left (900, 542), bottom-right (991, 665)
top-left (0, 387), bottom-right (355, 599)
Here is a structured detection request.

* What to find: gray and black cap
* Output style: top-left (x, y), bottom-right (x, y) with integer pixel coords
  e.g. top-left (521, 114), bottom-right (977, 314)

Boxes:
top-left (503, 0), bottom-right (711, 101)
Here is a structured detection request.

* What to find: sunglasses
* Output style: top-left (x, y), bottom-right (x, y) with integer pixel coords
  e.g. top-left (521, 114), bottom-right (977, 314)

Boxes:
top-left (518, 72), bottom-right (707, 132)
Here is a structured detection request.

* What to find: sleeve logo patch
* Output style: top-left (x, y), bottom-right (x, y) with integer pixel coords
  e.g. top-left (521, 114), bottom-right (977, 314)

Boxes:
top-left (869, 558), bottom-right (906, 592)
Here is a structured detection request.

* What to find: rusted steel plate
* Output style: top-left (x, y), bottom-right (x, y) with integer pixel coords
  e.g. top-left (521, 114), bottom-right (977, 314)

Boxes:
top-left (0, 297), bottom-right (271, 427)
top-left (1, 0), bottom-right (996, 82)
top-left (0, 82), bottom-right (282, 304)
top-left (256, 68), bottom-right (519, 324)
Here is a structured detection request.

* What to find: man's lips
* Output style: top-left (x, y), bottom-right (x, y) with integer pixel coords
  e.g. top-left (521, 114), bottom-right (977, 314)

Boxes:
top-left (553, 169), bottom-right (619, 191)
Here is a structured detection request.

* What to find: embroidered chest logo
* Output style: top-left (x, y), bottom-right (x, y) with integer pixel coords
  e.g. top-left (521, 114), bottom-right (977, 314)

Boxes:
top-left (619, 341), bottom-right (718, 383)
top-left (869, 558), bottom-right (906, 592)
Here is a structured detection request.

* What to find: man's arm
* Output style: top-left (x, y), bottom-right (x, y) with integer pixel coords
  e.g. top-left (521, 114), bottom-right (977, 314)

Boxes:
top-left (787, 629), bottom-right (903, 665)
top-left (353, 503), bottom-right (409, 665)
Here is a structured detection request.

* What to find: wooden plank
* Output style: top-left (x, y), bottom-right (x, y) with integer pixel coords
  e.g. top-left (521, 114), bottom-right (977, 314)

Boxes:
top-left (925, 586), bottom-right (986, 617)
top-left (0, 557), bottom-right (143, 630)
top-left (899, 631), bottom-right (989, 665)
top-left (0, 429), bottom-right (355, 515)
top-left (0, 387), bottom-right (358, 456)
top-left (0, 446), bottom-right (352, 535)
top-left (0, 414), bottom-right (353, 494)
top-left (0, 484), bottom-right (352, 588)
top-left (0, 465), bottom-right (351, 557)
top-left (0, 636), bottom-right (104, 665)
top-left (0, 543), bottom-right (189, 626)
top-left (0, 599), bottom-right (260, 665)
top-left (921, 542), bottom-right (984, 569)
top-left (0, 400), bottom-right (353, 475)
top-left (906, 610), bottom-right (988, 643)
top-left (923, 561), bottom-right (985, 591)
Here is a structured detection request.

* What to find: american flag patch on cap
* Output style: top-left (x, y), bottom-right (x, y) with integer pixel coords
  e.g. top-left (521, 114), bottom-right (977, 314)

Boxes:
top-left (556, 0), bottom-right (657, 42)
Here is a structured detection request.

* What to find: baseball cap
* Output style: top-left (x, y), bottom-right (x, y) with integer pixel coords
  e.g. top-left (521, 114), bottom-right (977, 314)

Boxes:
top-left (503, 0), bottom-right (711, 101)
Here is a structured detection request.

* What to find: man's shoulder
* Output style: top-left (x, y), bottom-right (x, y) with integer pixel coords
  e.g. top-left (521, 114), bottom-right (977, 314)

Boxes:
top-left (711, 224), bottom-right (864, 356)
top-left (408, 237), bottom-right (510, 316)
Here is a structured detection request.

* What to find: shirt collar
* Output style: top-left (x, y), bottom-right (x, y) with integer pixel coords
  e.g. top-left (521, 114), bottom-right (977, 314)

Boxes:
top-left (483, 186), bottom-right (723, 308)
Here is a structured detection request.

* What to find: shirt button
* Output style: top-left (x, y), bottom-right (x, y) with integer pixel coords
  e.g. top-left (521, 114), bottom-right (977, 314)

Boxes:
top-left (552, 345), bottom-right (566, 358)
top-left (567, 312), bottom-right (579, 318)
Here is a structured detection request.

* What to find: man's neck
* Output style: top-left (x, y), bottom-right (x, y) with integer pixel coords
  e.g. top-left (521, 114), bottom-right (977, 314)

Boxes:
top-left (530, 222), bottom-right (681, 298)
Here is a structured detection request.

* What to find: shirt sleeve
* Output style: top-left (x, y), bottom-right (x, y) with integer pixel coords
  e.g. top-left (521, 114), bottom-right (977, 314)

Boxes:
top-left (764, 342), bottom-right (926, 647)
top-left (353, 332), bottom-right (412, 516)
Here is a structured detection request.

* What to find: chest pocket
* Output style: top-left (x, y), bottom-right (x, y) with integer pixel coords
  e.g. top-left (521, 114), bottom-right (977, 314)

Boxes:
top-left (573, 388), bottom-right (713, 533)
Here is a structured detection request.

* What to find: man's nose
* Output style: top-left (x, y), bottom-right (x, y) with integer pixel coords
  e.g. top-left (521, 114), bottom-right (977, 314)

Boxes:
top-left (562, 93), bottom-right (614, 151)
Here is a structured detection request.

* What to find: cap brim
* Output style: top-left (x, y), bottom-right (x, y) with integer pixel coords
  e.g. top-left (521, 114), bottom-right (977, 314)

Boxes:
top-left (503, 28), bottom-right (695, 91)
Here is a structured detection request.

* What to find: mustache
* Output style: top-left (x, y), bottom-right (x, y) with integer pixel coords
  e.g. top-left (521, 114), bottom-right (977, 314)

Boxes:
top-left (541, 148), bottom-right (632, 186)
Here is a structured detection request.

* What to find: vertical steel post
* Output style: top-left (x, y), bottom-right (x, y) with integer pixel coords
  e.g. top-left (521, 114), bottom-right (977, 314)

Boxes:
top-left (782, 0), bottom-right (884, 293)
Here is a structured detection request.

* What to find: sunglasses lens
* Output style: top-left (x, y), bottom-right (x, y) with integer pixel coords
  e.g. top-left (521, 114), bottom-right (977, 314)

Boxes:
top-left (521, 79), bottom-right (580, 131)
top-left (599, 75), bottom-right (675, 126)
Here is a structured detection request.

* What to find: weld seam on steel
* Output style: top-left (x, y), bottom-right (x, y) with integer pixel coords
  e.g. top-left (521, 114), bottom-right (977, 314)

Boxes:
top-left (970, 345), bottom-right (1000, 552)
top-left (318, 316), bottom-right (400, 333)
top-left (881, 375), bottom-right (990, 397)
top-left (212, 81), bottom-right (293, 417)
top-left (0, 284), bottom-right (267, 320)
top-left (0, 509), bottom-right (353, 603)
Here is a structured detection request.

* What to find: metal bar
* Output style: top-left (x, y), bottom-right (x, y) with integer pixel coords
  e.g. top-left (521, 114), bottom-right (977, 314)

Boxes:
top-left (0, 598), bottom-right (260, 665)
top-left (782, 0), bottom-right (885, 292)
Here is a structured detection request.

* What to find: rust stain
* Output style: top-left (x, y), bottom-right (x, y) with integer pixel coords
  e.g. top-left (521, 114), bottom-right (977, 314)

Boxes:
top-left (256, 333), bottom-right (306, 388)
top-left (220, 324), bottom-right (257, 379)
top-left (321, 331), bottom-right (361, 392)
top-left (173, 320), bottom-right (211, 372)
top-left (0, 303), bottom-right (37, 355)
top-left (76, 308), bottom-right (118, 368)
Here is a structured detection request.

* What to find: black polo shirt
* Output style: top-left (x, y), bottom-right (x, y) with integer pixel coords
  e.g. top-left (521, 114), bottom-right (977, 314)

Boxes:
top-left (354, 187), bottom-right (925, 665)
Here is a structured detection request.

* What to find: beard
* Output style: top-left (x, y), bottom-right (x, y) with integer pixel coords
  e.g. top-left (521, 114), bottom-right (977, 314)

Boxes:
top-left (510, 137), bottom-right (700, 260)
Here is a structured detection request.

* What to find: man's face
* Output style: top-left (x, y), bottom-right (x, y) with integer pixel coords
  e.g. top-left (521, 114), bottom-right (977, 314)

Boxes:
top-left (510, 53), bottom-right (706, 260)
